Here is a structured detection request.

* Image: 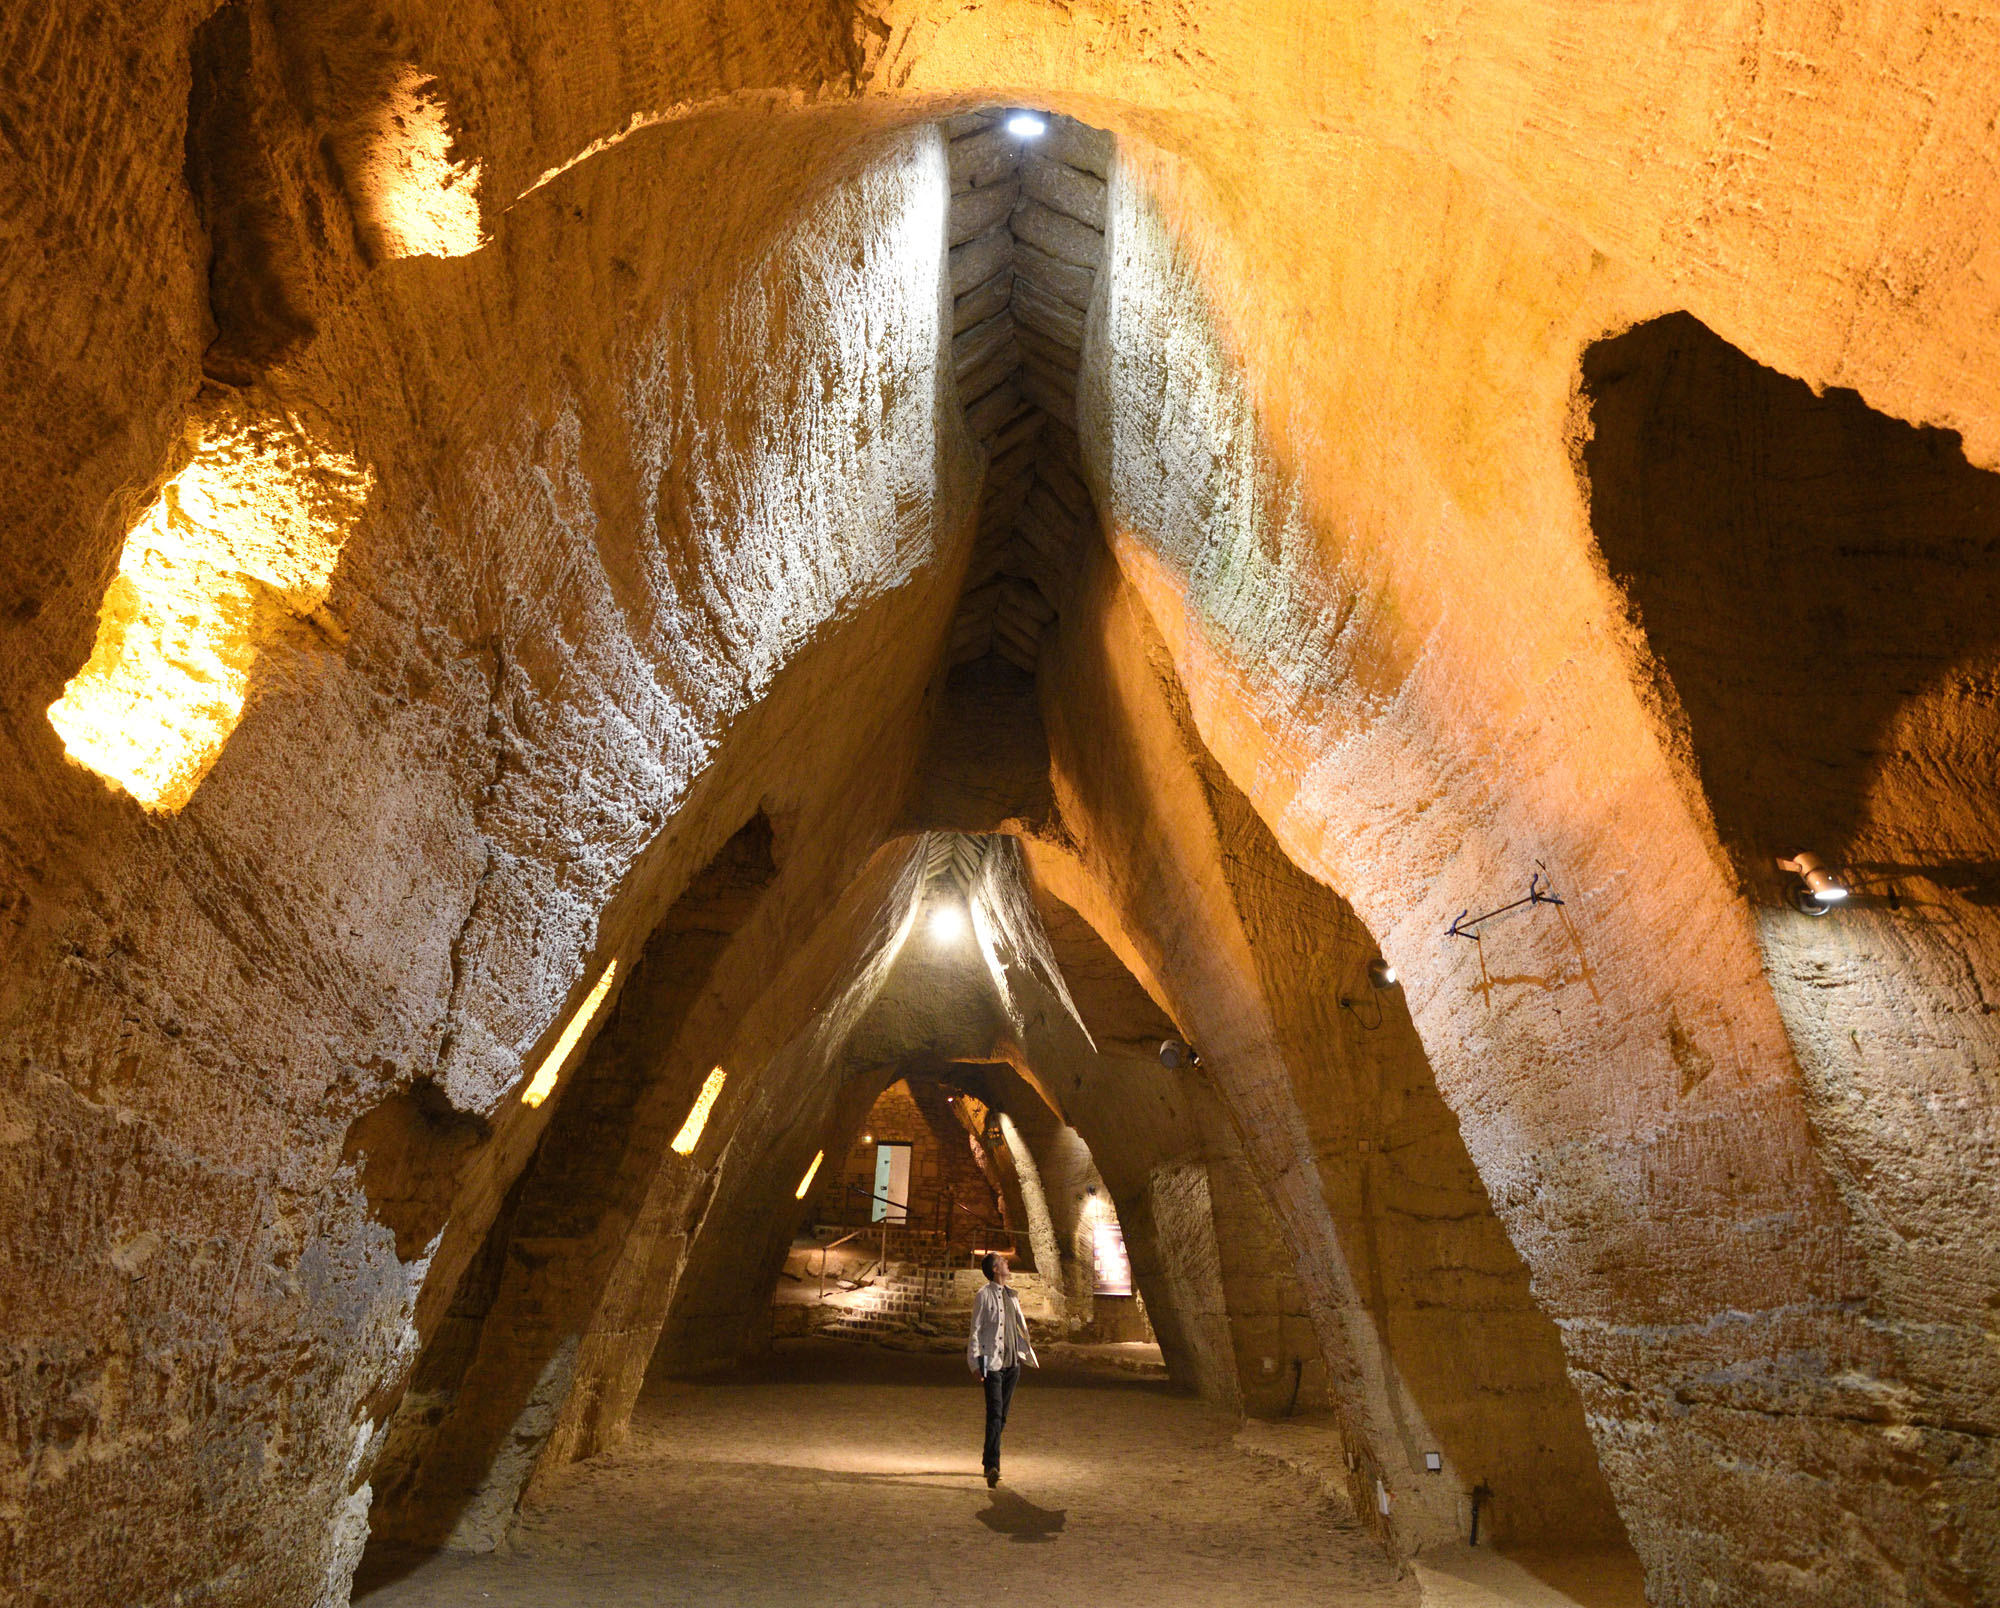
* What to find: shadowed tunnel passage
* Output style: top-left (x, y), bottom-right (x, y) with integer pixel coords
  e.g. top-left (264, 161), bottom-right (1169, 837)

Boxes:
top-left (358, 799), bottom-right (1631, 1589)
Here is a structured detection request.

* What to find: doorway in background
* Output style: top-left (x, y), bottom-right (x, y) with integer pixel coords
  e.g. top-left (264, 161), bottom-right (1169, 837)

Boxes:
top-left (872, 1142), bottom-right (911, 1222)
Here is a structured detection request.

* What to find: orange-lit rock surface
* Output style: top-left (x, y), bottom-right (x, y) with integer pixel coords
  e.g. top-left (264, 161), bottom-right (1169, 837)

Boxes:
top-left (2, 4), bottom-right (1996, 1606)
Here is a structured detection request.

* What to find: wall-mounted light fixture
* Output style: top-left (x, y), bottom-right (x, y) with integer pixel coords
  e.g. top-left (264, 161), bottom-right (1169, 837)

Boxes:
top-left (1158, 1038), bottom-right (1200, 1070)
top-left (1777, 853), bottom-right (1849, 916)
top-left (795, 1150), bottom-right (824, 1200)
top-left (1340, 957), bottom-right (1399, 1031)
top-left (929, 902), bottom-right (968, 942)
top-left (1005, 111), bottom-right (1047, 139)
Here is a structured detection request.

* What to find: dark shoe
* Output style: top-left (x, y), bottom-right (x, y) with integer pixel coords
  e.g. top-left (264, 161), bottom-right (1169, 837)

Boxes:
top-left (985, 1467), bottom-right (999, 1488)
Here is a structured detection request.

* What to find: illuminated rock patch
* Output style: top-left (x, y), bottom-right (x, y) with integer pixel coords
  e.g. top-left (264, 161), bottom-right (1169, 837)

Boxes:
top-left (47, 399), bottom-right (370, 811)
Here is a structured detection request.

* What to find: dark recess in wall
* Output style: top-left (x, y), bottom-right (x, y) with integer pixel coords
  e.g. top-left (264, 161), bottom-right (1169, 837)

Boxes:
top-left (1582, 312), bottom-right (2000, 901)
top-left (184, 0), bottom-right (319, 380)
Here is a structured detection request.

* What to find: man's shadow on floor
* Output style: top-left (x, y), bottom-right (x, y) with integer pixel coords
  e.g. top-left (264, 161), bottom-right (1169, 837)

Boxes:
top-left (977, 1487), bottom-right (1065, 1542)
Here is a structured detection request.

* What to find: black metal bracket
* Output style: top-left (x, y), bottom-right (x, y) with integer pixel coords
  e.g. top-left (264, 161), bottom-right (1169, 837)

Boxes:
top-left (1447, 869), bottom-right (1564, 941)
top-left (1470, 1481), bottom-right (1494, 1546)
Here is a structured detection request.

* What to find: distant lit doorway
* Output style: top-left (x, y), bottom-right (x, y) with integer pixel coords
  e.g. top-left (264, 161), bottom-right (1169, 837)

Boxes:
top-left (1091, 1206), bottom-right (1133, 1296)
top-left (872, 1142), bottom-right (911, 1222)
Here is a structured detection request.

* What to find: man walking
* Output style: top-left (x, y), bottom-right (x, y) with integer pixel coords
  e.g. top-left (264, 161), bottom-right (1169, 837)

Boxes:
top-left (967, 1251), bottom-right (1038, 1487)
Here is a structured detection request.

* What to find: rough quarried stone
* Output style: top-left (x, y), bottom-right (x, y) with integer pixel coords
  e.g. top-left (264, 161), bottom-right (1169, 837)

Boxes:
top-left (965, 380), bottom-right (1028, 438)
top-left (6, 7), bottom-right (2000, 1607)
top-left (1021, 152), bottom-right (1107, 229)
top-left (1012, 197), bottom-right (1105, 269)
top-left (951, 311), bottom-right (1018, 379)
top-left (948, 226), bottom-right (1013, 296)
top-left (948, 178), bottom-right (1019, 245)
top-left (0, 96), bottom-right (975, 1606)
top-left (1014, 276), bottom-right (1087, 349)
top-left (1016, 321), bottom-right (1084, 376)
top-left (1012, 240), bottom-right (1097, 309)
top-left (952, 268), bottom-right (1014, 333)
top-left (948, 126), bottom-right (1019, 192)
top-left (1040, 116), bottom-right (1115, 181)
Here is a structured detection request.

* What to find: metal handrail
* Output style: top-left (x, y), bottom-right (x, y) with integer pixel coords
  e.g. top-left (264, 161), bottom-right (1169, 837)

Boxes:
top-left (818, 1179), bottom-right (1016, 1256)
top-left (815, 1228), bottom-right (870, 1300)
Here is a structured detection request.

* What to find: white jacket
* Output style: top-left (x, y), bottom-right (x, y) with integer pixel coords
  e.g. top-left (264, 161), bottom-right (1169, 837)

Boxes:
top-left (967, 1280), bottom-right (1040, 1375)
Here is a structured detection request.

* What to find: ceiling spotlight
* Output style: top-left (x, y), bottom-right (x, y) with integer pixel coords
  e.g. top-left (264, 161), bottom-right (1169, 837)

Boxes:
top-left (1367, 958), bottom-right (1398, 989)
top-left (1777, 853), bottom-right (1849, 916)
top-left (1159, 1038), bottom-right (1197, 1069)
top-left (1005, 111), bottom-right (1047, 139)
top-left (929, 903), bottom-right (967, 941)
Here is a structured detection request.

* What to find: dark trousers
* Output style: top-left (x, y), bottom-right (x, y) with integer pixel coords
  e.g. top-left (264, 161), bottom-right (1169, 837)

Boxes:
top-left (982, 1362), bottom-right (1020, 1472)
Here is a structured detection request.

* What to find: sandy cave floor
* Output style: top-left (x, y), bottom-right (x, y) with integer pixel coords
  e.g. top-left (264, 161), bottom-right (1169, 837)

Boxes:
top-left (353, 1338), bottom-right (1424, 1607)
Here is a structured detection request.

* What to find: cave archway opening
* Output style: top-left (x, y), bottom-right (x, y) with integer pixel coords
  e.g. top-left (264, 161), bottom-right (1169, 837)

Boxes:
top-left (354, 797), bottom-right (1637, 1597)
top-left (8, 6), bottom-right (1998, 1604)
top-left (776, 1061), bottom-right (1155, 1349)
top-left (345, 105), bottom-right (1644, 1599)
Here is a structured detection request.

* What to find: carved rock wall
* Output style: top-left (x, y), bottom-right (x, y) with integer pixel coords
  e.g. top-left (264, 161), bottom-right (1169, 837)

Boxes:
top-left (4, 4), bottom-right (1999, 1605)
top-left (1, 82), bottom-right (974, 1603)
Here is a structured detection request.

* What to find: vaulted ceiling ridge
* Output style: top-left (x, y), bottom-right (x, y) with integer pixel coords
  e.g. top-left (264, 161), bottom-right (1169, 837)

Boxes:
top-left (941, 111), bottom-right (1111, 677)
top-left (919, 829), bottom-right (990, 894)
